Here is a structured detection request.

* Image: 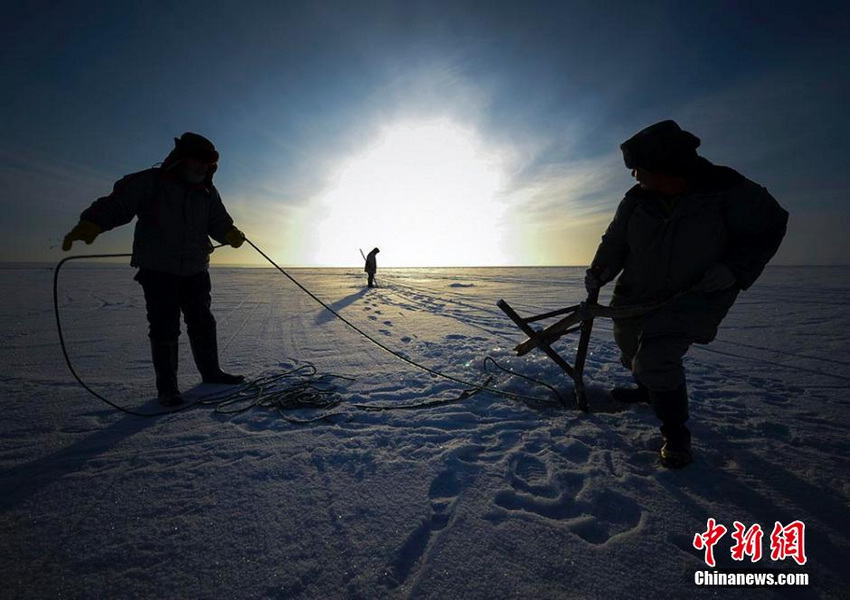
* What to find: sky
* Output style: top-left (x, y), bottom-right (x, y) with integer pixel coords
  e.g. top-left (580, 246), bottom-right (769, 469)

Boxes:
top-left (2, 0), bottom-right (849, 267)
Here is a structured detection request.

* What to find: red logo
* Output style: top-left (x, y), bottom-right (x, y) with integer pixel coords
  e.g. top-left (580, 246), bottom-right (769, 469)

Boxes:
top-left (694, 519), bottom-right (807, 566)
top-left (731, 521), bottom-right (764, 562)
top-left (770, 521), bottom-right (807, 566)
top-left (693, 518), bottom-right (727, 568)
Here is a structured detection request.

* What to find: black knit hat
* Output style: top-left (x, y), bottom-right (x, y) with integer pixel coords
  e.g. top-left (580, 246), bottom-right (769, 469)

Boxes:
top-left (174, 132), bottom-right (219, 163)
top-left (620, 120), bottom-right (700, 175)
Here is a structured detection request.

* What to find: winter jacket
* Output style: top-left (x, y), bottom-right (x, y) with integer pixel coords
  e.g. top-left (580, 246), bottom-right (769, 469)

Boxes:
top-left (365, 251), bottom-right (378, 274)
top-left (80, 168), bottom-right (235, 276)
top-left (591, 159), bottom-right (788, 342)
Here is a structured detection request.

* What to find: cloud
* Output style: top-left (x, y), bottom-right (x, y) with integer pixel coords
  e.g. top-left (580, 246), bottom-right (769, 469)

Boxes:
top-left (503, 153), bottom-right (624, 221)
top-left (492, 148), bottom-right (629, 265)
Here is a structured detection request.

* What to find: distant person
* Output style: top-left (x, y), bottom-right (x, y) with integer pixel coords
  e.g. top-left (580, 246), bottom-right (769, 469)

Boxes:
top-left (365, 247), bottom-right (380, 287)
top-left (585, 120), bottom-right (788, 468)
top-left (62, 132), bottom-right (247, 406)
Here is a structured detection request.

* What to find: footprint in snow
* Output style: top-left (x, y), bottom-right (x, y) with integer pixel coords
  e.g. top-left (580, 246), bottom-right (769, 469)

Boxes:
top-left (510, 454), bottom-right (557, 497)
top-left (489, 446), bottom-right (643, 546)
top-left (384, 467), bottom-right (470, 588)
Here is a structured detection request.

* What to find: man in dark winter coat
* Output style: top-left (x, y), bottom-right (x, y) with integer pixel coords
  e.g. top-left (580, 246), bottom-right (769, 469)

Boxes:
top-left (365, 247), bottom-right (380, 287)
top-left (586, 120), bottom-right (788, 468)
top-left (62, 132), bottom-right (247, 406)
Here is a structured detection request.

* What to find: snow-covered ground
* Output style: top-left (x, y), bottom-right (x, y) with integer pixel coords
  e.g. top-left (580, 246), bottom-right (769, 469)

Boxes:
top-left (1, 262), bottom-right (847, 599)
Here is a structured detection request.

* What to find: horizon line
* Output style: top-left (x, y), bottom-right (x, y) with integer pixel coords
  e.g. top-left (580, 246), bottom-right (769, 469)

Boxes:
top-left (0, 260), bottom-right (847, 269)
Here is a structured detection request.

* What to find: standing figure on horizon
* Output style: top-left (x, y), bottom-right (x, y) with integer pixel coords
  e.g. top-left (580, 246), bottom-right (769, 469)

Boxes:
top-left (585, 120), bottom-right (788, 468)
top-left (62, 132), bottom-right (247, 406)
top-left (365, 247), bottom-right (380, 288)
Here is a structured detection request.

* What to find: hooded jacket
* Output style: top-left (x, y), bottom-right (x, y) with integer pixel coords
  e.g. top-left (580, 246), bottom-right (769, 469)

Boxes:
top-left (365, 248), bottom-right (379, 274)
top-left (591, 158), bottom-right (788, 342)
top-left (80, 167), bottom-right (235, 276)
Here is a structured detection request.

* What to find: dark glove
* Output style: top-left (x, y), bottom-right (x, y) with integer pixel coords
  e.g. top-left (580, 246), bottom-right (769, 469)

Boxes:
top-left (62, 220), bottom-right (102, 251)
top-left (698, 263), bottom-right (737, 292)
top-left (225, 227), bottom-right (245, 249)
top-left (584, 265), bottom-right (612, 293)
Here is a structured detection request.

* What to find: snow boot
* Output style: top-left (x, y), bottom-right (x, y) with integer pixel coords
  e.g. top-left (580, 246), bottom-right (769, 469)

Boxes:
top-left (659, 423), bottom-right (693, 469)
top-left (651, 384), bottom-right (692, 468)
top-left (189, 332), bottom-right (245, 385)
top-left (151, 340), bottom-right (184, 406)
top-left (611, 381), bottom-right (650, 404)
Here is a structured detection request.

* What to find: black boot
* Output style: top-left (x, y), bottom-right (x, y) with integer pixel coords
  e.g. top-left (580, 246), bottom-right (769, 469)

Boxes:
top-left (611, 380), bottom-right (650, 404)
top-left (189, 332), bottom-right (245, 385)
top-left (151, 340), bottom-right (183, 406)
top-left (659, 423), bottom-right (693, 469)
top-left (651, 384), bottom-right (692, 468)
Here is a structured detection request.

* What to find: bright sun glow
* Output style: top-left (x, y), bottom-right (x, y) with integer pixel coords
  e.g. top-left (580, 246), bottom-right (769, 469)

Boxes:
top-left (302, 120), bottom-right (510, 267)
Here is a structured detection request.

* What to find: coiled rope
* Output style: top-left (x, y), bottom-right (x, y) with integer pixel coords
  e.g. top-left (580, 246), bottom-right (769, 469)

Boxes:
top-left (242, 237), bottom-right (562, 407)
top-left (54, 239), bottom-right (564, 419)
top-left (196, 363), bottom-right (355, 422)
top-left (54, 251), bottom-right (358, 419)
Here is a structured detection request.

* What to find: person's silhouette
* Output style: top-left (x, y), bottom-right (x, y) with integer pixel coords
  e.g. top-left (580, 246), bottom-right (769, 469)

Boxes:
top-left (364, 247), bottom-right (380, 288)
top-left (586, 120), bottom-right (788, 468)
top-left (62, 132), bottom-right (246, 406)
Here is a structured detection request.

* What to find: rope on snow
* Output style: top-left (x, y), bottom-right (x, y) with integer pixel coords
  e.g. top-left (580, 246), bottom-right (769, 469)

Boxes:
top-left (53, 240), bottom-right (565, 420)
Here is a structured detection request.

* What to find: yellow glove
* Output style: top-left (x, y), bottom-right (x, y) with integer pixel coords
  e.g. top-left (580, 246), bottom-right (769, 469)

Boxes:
top-left (62, 220), bottom-right (102, 251)
top-left (225, 227), bottom-right (245, 249)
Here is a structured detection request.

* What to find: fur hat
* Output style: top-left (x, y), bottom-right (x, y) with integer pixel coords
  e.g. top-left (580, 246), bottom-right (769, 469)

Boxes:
top-left (620, 120), bottom-right (700, 175)
top-left (174, 132), bottom-right (219, 163)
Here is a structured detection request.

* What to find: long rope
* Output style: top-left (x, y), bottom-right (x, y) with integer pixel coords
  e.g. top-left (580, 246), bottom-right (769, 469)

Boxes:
top-left (54, 241), bottom-right (566, 419)
top-left (53, 252), bottom-right (353, 418)
top-left (53, 252), bottom-right (193, 417)
top-left (243, 238), bottom-right (560, 406)
top-left (196, 364), bottom-right (355, 422)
